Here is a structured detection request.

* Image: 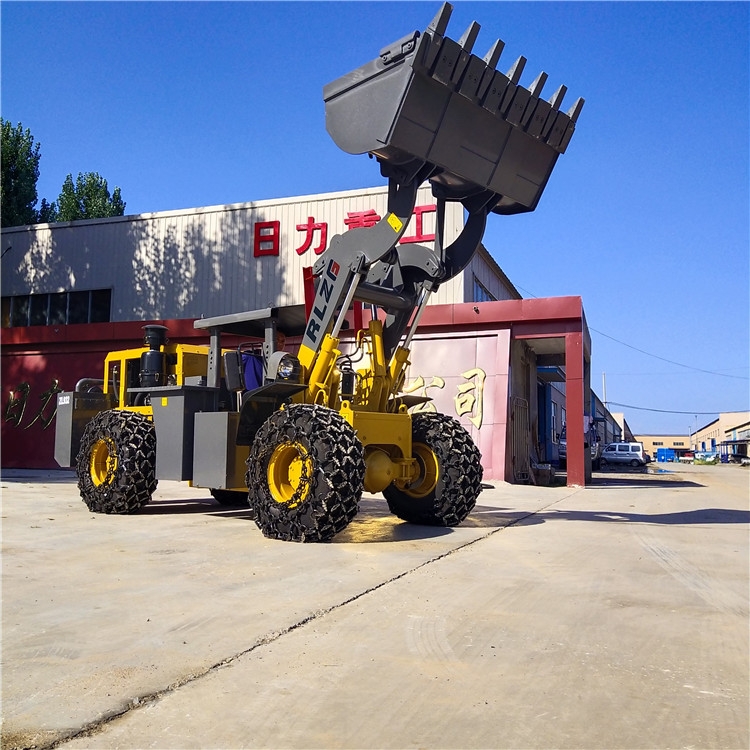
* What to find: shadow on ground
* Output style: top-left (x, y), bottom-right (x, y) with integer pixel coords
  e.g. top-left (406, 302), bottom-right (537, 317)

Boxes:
top-left (466, 504), bottom-right (750, 528)
top-left (139, 496), bottom-right (454, 544)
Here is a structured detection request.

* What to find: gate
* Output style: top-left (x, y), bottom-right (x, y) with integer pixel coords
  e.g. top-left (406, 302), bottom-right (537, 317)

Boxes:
top-left (511, 396), bottom-right (530, 483)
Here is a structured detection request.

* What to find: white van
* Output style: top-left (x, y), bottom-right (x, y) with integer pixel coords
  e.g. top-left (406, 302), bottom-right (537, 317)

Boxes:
top-left (600, 442), bottom-right (646, 467)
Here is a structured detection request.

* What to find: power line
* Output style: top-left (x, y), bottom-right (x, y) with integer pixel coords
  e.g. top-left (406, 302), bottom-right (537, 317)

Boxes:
top-left (606, 402), bottom-right (724, 415)
top-left (590, 327), bottom-right (749, 380)
top-left (514, 283), bottom-right (749, 381)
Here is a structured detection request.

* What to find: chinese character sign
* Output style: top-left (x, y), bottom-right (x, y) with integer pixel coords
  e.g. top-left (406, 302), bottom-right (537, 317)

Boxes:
top-left (4, 379), bottom-right (62, 430)
top-left (454, 368), bottom-right (486, 429)
top-left (253, 220), bottom-right (280, 257)
top-left (255, 203), bottom-right (439, 259)
top-left (403, 369), bottom-right (486, 428)
top-left (295, 217), bottom-right (328, 256)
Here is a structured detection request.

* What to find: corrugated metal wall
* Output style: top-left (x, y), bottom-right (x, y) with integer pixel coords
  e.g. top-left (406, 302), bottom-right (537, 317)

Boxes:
top-left (1, 185), bottom-right (512, 321)
top-left (465, 246), bottom-right (520, 302)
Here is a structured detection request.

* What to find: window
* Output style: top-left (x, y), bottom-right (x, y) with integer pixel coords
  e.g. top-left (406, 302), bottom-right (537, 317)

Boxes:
top-left (49, 293), bottom-right (67, 325)
top-left (67, 292), bottom-right (89, 324)
top-left (473, 276), bottom-right (497, 303)
top-left (653, 441), bottom-right (663, 446)
top-left (1, 289), bottom-right (111, 328)
top-left (617, 445), bottom-right (629, 452)
top-left (10, 295), bottom-right (29, 327)
top-left (90, 289), bottom-right (111, 323)
top-left (674, 441), bottom-right (684, 446)
top-left (29, 295), bottom-right (48, 326)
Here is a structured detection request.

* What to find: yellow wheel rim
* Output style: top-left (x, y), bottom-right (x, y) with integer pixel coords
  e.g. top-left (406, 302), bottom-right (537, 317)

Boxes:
top-left (404, 442), bottom-right (439, 498)
top-left (90, 438), bottom-right (117, 487)
top-left (267, 442), bottom-right (313, 507)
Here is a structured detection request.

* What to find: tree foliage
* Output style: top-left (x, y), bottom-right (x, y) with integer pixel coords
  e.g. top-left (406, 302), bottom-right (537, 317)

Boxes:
top-left (54, 172), bottom-right (126, 222)
top-left (1, 118), bottom-right (41, 227)
top-left (0, 120), bottom-right (127, 227)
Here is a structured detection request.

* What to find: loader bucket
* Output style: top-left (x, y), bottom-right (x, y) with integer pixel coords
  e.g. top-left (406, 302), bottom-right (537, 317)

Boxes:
top-left (324, 2), bottom-right (583, 215)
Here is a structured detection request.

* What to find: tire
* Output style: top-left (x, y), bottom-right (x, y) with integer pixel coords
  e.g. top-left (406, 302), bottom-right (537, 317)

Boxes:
top-left (600, 457), bottom-right (609, 466)
top-left (76, 410), bottom-right (157, 514)
top-left (210, 489), bottom-right (250, 507)
top-left (245, 404), bottom-right (365, 542)
top-left (630, 459), bottom-right (640, 467)
top-left (383, 413), bottom-right (482, 527)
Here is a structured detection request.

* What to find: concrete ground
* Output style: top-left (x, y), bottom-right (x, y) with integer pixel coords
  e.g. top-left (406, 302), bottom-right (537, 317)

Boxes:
top-left (1, 463), bottom-right (748, 750)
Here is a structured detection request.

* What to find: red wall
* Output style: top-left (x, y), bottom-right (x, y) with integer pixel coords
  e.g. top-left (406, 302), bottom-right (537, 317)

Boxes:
top-left (1, 320), bottom-right (205, 469)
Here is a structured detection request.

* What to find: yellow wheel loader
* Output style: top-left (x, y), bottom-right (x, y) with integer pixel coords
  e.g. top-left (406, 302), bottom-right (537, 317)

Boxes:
top-left (55, 2), bottom-right (583, 541)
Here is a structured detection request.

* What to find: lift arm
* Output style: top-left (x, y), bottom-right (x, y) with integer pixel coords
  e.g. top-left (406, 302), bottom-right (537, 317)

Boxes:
top-left (299, 1), bottom-right (584, 374)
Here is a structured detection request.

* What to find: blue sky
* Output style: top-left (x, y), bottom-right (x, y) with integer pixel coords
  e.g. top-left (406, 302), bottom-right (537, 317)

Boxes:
top-left (2, 1), bottom-right (748, 435)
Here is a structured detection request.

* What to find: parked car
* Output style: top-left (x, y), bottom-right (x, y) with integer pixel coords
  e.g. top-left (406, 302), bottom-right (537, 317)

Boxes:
top-left (558, 425), bottom-right (602, 470)
top-left (600, 442), bottom-right (647, 467)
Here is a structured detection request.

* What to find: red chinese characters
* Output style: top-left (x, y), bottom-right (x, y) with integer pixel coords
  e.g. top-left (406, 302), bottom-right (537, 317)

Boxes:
top-left (254, 203), bottom-right (438, 258)
top-left (294, 217), bottom-right (328, 256)
top-left (253, 220), bottom-right (281, 257)
top-left (400, 203), bottom-right (436, 244)
top-left (344, 209), bottom-right (381, 230)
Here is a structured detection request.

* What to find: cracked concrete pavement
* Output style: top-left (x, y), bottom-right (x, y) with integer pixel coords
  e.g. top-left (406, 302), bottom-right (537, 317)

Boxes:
top-left (1, 463), bottom-right (748, 749)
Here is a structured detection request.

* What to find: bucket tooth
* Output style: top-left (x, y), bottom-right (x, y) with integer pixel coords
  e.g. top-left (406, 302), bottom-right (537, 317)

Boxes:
top-left (567, 96), bottom-right (585, 123)
top-left (521, 72), bottom-right (548, 130)
top-left (451, 21), bottom-right (481, 90)
top-left (483, 39), bottom-right (505, 69)
top-left (427, 1), bottom-right (452, 36)
top-left (548, 84), bottom-right (567, 110)
top-left (476, 40), bottom-right (505, 102)
top-left (506, 55), bottom-right (527, 85)
top-left (557, 97), bottom-right (585, 153)
top-left (499, 56), bottom-right (528, 123)
top-left (546, 97), bottom-right (584, 153)
top-left (541, 85), bottom-right (567, 139)
top-left (457, 21), bottom-right (480, 53)
top-left (528, 71), bottom-right (548, 98)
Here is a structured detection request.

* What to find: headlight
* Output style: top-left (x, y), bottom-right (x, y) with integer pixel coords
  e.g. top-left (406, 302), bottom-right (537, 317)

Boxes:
top-left (277, 354), bottom-right (298, 380)
top-left (267, 351), bottom-right (301, 383)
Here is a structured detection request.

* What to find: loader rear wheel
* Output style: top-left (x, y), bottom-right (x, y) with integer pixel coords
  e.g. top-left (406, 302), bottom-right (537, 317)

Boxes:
top-left (76, 410), bottom-right (157, 514)
top-left (246, 404), bottom-right (365, 542)
top-left (383, 412), bottom-right (482, 526)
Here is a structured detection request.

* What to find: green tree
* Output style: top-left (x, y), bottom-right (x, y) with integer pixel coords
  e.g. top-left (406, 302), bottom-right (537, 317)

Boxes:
top-left (37, 197), bottom-right (58, 224)
top-left (1, 119), bottom-right (41, 227)
top-left (56, 172), bottom-right (126, 222)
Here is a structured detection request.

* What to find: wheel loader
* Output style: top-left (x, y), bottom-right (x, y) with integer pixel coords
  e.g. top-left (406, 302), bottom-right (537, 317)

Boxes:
top-left (54, 2), bottom-right (583, 542)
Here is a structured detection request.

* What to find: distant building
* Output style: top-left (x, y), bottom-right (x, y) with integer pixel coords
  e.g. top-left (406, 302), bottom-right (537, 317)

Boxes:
top-left (691, 412), bottom-right (750, 460)
top-left (635, 434), bottom-right (691, 460)
top-left (610, 412), bottom-right (636, 442)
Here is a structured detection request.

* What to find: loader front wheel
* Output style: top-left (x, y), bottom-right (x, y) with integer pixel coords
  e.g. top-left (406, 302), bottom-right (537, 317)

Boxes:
top-left (384, 413), bottom-right (482, 526)
top-left (246, 404), bottom-right (365, 542)
top-left (76, 410), bottom-right (157, 514)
